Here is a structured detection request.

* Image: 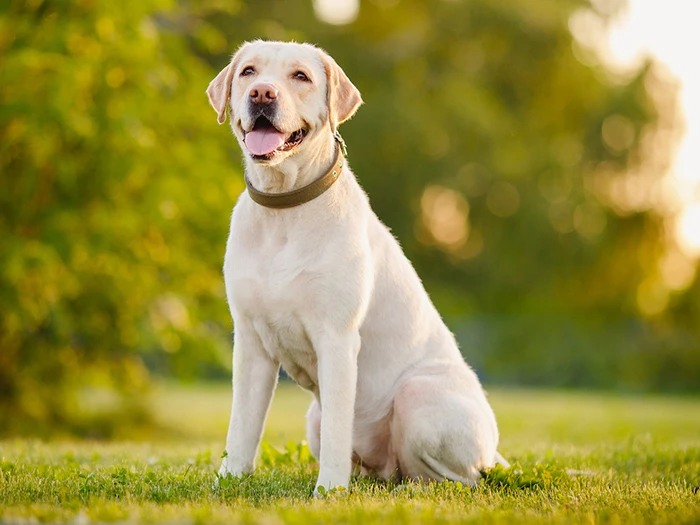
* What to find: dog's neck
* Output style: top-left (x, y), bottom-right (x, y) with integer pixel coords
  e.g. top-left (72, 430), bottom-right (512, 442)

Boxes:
top-left (243, 131), bottom-right (337, 194)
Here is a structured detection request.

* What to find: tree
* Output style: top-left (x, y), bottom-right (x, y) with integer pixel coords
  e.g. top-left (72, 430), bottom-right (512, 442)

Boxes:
top-left (0, 0), bottom-right (238, 435)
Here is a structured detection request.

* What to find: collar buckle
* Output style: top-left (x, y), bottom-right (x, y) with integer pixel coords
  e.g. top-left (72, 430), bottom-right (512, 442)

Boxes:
top-left (334, 130), bottom-right (348, 158)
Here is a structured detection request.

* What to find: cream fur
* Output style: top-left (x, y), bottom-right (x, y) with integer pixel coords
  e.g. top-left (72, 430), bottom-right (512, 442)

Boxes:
top-left (209, 40), bottom-right (507, 494)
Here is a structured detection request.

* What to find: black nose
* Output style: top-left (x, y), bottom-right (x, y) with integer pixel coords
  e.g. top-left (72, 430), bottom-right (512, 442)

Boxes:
top-left (249, 83), bottom-right (278, 105)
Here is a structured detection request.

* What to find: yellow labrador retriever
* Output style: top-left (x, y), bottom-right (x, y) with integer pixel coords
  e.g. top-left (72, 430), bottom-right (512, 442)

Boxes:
top-left (207, 40), bottom-right (507, 493)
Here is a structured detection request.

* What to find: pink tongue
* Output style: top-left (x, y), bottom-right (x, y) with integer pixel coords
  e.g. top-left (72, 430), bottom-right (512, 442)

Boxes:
top-left (244, 129), bottom-right (286, 156)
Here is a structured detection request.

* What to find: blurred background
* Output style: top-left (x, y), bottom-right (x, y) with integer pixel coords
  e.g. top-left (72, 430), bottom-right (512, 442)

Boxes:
top-left (1, 0), bottom-right (699, 438)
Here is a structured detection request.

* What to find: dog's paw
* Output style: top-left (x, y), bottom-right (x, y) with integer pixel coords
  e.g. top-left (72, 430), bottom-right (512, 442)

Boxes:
top-left (217, 457), bottom-right (231, 478)
top-left (313, 470), bottom-right (350, 498)
top-left (213, 453), bottom-right (253, 489)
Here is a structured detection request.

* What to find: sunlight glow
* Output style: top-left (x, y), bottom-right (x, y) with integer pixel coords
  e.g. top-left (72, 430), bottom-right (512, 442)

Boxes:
top-left (313, 0), bottom-right (359, 25)
top-left (676, 204), bottom-right (700, 259)
top-left (588, 0), bottom-right (700, 258)
top-left (421, 185), bottom-right (470, 250)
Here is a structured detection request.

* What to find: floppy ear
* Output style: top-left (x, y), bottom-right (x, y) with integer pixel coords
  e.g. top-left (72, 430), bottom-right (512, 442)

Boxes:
top-left (319, 50), bottom-right (363, 131)
top-left (206, 43), bottom-right (249, 125)
top-left (207, 63), bottom-right (235, 125)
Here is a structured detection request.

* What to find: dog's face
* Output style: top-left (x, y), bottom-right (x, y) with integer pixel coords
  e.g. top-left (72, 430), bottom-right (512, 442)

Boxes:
top-left (207, 41), bottom-right (362, 166)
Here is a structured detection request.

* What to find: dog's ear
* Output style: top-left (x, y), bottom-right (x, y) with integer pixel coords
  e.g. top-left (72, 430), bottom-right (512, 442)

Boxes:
top-left (207, 64), bottom-right (234, 125)
top-left (319, 50), bottom-right (363, 131)
top-left (207, 44), bottom-right (248, 125)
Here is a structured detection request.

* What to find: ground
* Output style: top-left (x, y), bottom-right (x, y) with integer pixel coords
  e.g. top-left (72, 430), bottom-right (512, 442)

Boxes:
top-left (1, 383), bottom-right (699, 524)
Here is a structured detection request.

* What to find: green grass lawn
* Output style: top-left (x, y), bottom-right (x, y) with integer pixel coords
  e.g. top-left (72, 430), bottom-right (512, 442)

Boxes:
top-left (1, 383), bottom-right (699, 524)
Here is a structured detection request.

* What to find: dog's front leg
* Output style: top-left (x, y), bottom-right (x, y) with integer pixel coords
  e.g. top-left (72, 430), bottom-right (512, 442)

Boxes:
top-left (314, 330), bottom-right (360, 494)
top-left (219, 322), bottom-right (279, 479)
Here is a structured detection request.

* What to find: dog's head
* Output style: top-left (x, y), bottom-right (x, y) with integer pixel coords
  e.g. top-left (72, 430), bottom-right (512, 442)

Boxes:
top-left (207, 40), bottom-right (362, 165)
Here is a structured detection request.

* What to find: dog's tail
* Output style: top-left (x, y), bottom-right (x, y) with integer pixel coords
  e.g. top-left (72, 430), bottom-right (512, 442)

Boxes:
top-left (494, 451), bottom-right (510, 468)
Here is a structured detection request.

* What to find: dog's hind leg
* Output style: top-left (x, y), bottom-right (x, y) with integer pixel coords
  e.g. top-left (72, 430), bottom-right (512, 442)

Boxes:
top-left (390, 373), bottom-right (500, 486)
top-left (418, 453), bottom-right (481, 487)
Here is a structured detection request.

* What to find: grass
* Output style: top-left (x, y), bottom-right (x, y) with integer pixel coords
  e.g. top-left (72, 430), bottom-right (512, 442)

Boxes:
top-left (1, 383), bottom-right (699, 524)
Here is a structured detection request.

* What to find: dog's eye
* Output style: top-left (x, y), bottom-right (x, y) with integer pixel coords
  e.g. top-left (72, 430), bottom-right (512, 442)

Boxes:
top-left (240, 66), bottom-right (255, 77)
top-left (293, 71), bottom-right (310, 82)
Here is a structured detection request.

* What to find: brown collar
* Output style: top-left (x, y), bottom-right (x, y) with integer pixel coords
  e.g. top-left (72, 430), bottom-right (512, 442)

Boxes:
top-left (245, 133), bottom-right (347, 209)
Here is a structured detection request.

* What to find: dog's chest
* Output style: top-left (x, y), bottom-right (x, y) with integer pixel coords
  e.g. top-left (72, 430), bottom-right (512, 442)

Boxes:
top-left (226, 216), bottom-right (325, 390)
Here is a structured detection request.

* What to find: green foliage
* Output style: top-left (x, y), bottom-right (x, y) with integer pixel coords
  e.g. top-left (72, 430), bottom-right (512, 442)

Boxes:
top-left (259, 440), bottom-right (314, 469)
top-left (0, 0), bottom-right (239, 434)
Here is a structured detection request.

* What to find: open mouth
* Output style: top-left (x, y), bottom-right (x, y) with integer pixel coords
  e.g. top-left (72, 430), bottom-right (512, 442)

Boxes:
top-left (243, 116), bottom-right (307, 161)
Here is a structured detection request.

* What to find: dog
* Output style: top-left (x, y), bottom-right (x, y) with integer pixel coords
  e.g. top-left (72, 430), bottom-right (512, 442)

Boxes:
top-left (207, 40), bottom-right (507, 494)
